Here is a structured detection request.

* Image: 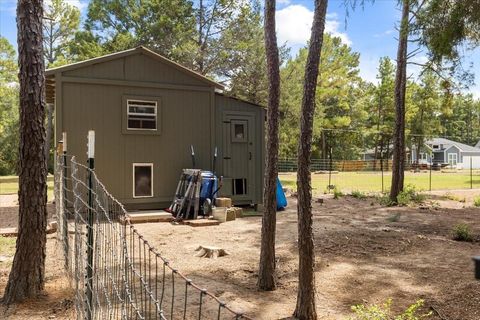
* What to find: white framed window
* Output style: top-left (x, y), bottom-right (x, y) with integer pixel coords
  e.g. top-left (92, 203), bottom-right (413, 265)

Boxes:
top-left (127, 100), bottom-right (157, 130)
top-left (231, 120), bottom-right (248, 143)
top-left (447, 153), bottom-right (458, 166)
top-left (133, 163), bottom-right (153, 198)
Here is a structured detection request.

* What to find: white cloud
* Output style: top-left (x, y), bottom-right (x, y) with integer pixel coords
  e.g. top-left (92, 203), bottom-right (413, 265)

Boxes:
top-left (276, 4), bottom-right (351, 47)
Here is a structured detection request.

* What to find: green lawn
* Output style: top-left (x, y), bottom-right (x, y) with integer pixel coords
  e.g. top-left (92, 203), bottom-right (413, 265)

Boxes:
top-left (0, 175), bottom-right (55, 200)
top-left (0, 236), bottom-right (16, 269)
top-left (279, 170), bottom-right (480, 194)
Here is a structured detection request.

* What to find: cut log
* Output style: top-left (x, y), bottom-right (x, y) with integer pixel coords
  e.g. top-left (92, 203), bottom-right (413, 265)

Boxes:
top-left (195, 245), bottom-right (230, 259)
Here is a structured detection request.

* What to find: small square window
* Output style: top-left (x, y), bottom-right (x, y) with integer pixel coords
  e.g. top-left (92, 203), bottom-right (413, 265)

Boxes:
top-left (231, 120), bottom-right (247, 142)
top-left (133, 164), bottom-right (153, 198)
top-left (127, 100), bottom-right (157, 130)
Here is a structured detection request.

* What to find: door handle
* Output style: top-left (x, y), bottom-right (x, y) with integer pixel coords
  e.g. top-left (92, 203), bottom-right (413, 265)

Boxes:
top-left (249, 152), bottom-right (252, 160)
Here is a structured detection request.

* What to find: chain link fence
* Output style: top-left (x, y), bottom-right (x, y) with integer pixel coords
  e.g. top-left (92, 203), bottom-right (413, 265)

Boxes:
top-left (55, 154), bottom-right (251, 320)
top-left (278, 158), bottom-right (479, 193)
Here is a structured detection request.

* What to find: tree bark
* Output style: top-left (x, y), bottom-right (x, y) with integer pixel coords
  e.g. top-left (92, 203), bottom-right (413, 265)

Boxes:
top-left (257, 0), bottom-right (280, 291)
top-left (3, 0), bottom-right (48, 304)
top-left (294, 1), bottom-right (328, 319)
top-left (390, 0), bottom-right (409, 203)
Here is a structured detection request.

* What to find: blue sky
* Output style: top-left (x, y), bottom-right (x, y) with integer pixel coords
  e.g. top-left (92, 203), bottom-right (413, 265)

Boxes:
top-left (1, 0), bottom-right (479, 96)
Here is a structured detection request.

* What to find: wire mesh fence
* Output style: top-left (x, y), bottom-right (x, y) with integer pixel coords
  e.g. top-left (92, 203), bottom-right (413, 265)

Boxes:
top-left (55, 154), bottom-right (251, 320)
top-left (278, 158), bottom-right (480, 193)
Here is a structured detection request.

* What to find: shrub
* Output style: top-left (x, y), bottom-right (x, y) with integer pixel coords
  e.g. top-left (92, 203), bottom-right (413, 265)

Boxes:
top-left (349, 298), bottom-right (431, 320)
top-left (397, 184), bottom-right (426, 206)
top-left (474, 197), bottom-right (480, 207)
top-left (351, 190), bottom-right (367, 200)
top-left (333, 187), bottom-right (343, 199)
top-left (452, 223), bottom-right (474, 242)
top-left (377, 194), bottom-right (394, 206)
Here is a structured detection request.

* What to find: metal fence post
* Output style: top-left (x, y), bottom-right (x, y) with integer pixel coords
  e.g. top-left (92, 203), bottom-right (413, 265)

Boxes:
top-left (429, 158), bottom-right (432, 192)
top-left (328, 148), bottom-right (332, 193)
top-left (381, 154), bottom-right (384, 194)
top-left (86, 130), bottom-right (95, 320)
top-left (62, 132), bottom-right (69, 269)
top-left (471, 157), bottom-right (473, 189)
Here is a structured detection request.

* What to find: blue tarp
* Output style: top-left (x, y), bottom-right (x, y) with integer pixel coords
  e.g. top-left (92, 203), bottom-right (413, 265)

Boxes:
top-left (276, 177), bottom-right (287, 210)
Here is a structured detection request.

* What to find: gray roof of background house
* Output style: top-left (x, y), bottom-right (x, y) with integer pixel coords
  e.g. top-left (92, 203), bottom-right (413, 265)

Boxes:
top-left (426, 137), bottom-right (480, 152)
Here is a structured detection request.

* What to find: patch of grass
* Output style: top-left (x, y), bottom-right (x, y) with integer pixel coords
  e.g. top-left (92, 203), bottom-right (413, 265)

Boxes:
top-left (452, 223), bottom-right (474, 242)
top-left (0, 236), bottom-right (17, 269)
top-left (351, 190), bottom-right (367, 200)
top-left (0, 175), bottom-right (54, 200)
top-left (377, 194), bottom-right (394, 206)
top-left (279, 170), bottom-right (480, 196)
top-left (474, 197), bottom-right (480, 207)
top-left (444, 192), bottom-right (466, 203)
top-left (349, 298), bottom-right (431, 320)
top-left (444, 192), bottom-right (460, 201)
top-left (333, 188), bottom-right (343, 199)
top-left (397, 184), bottom-right (426, 206)
top-left (280, 179), bottom-right (296, 190)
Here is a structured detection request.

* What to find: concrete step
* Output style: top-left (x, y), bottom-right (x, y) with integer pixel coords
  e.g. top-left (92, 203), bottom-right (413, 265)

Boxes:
top-left (126, 210), bottom-right (174, 224)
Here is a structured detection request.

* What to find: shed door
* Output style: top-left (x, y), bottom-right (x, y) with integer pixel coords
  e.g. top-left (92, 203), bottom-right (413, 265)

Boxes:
top-left (223, 113), bottom-right (255, 202)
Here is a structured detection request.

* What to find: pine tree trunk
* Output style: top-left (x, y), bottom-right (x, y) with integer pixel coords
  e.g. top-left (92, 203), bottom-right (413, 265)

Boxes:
top-left (390, 0), bottom-right (409, 203)
top-left (3, 0), bottom-right (48, 304)
top-left (294, 1), bottom-right (328, 319)
top-left (257, 0), bottom-right (280, 291)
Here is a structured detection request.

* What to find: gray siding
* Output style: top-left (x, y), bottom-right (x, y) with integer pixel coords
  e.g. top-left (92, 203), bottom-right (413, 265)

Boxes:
top-left (63, 53), bottom-right (208, 87)
top-left (59, 82), bottom-right (212, 207)
top-left (445, 145), bottom-right (460, 163)
top-left (215, 95), bottom-right (265, 205)
top-left (55, 51), bottom-right (264, 209)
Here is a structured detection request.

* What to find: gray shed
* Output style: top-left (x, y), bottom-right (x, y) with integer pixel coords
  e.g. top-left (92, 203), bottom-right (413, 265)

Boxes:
top-left (46, 46), bottom-right (265, 209)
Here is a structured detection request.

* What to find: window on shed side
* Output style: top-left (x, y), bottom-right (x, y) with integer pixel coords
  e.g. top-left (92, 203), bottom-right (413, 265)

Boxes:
top-left (127, 100), bottom-right (157, 130)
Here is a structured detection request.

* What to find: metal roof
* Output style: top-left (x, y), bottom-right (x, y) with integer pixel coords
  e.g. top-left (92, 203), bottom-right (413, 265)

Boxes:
top-left (426, 137), bottom-right (480, 153)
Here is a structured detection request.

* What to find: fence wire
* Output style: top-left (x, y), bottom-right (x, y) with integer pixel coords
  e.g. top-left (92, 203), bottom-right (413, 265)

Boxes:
top-left (278, 158), bottom-right (479, 193)
top-left (55, 155), bottom-right (251, 320)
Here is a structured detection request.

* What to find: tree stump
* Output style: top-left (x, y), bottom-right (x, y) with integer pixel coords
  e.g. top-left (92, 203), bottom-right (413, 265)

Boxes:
top-left (195, 246), bottom-right (230, 259)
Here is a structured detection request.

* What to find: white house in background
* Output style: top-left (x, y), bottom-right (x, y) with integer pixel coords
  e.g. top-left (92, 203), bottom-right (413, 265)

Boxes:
top-left (412, 137), bottom-right (480, 169)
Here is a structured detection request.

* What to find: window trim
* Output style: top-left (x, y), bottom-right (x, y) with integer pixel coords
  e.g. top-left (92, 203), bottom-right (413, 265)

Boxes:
top-left (447, 153), bottom-right (458, 166)
top-left (122, 95), bottom-right (162, 135)
top-left (132, 163), bottom-right (154, 198)
top-left (127, 99), bottom-right (158, 131)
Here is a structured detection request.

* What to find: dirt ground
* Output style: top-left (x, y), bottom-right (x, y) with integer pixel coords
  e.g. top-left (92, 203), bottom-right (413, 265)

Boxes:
top-left (0, 198), bottom-right (74, 320)
top-left (1, 191), bottom-right (480, 319)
